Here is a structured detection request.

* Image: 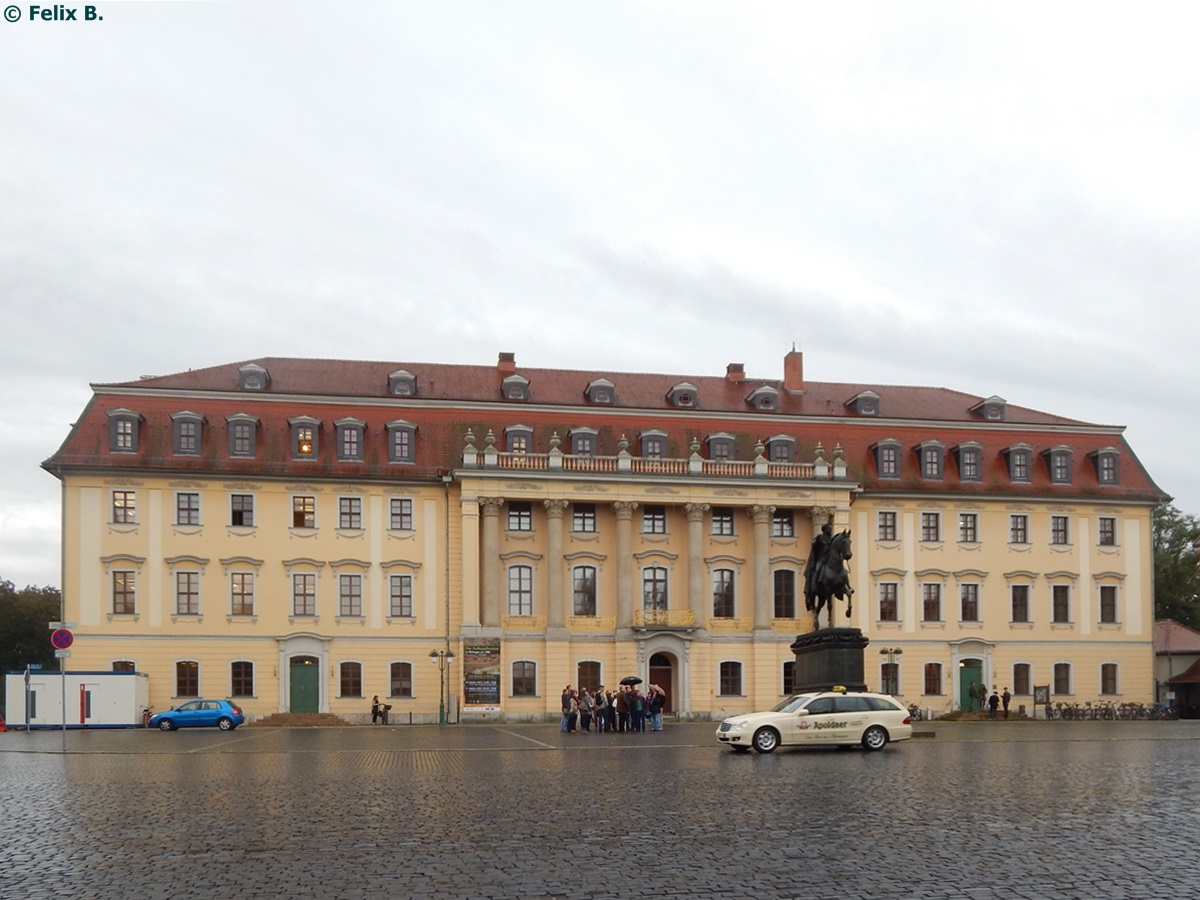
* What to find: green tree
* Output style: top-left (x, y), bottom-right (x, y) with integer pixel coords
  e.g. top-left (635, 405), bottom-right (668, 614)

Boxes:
top-left (1153, 504), bottom-right (1200, 629)
top-left (0, 580), bottom-right (63, 711)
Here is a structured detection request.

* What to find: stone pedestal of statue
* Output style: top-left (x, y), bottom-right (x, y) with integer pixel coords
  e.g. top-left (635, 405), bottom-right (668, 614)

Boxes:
top-left (790, 628), bottom-right (869, 693)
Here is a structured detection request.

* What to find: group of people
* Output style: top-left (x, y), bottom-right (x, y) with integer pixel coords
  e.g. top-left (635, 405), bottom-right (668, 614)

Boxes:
top-left (968, 682), bottom-right (1013, 719)
top-left (560, 683), bottom-right (667, 733)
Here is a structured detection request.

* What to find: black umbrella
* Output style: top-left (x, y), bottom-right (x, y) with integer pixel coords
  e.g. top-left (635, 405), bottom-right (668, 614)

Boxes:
top-left (620, 675), bottom-right (643, 685)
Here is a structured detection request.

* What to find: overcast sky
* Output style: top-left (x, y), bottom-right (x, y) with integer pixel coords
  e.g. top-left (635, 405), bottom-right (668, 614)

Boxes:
top-left (2, 1), bottom-right (1196, 589)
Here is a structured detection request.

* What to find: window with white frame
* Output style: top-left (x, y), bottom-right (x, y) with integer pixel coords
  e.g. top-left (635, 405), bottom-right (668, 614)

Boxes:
top-left (1098, 516), bottom-right (1117, 546)
top-left (711, 507), bottom-right (735, 536)
top-left (572, 565), bottom-right (597, 616)
top-left (292, 573), bottom-right (316, 616)
top-left (1053, 662), bottom-right (1071, 695)
top-left (230, 494), bottom-right (254, 527)
top-left (175, 571), bottom-right (200, 615)
top-left (389, 574), bottom-right (413, 617)
top-left (511, 660), bottom-right (537, 697)
top-left (1051, 515), bottom-right (1069, 545)
top-left (642, 505), bottom-right (667, 534)
top-left (390, 662), bottom-right (413, 697)
top-left (112, 571), bottom-right (136, 614)
top-left (922, 583), bottom-right (942, 622)
top-left (773, 570), bottom-right (797, 618)
top-left (712, 569), bottom-right (735, 618)
top-left (879, 583), bottom-right (898, 622)
top-left (230, 572), bottom-right (254, 616)
top-left (1009, 514), bottom-right (1028, 544)
top-left (508, 565), bottom-right (533, 615)
top-left (508, 501), bottom-right (532, 532)
top-left (176, 660), bottom-right (198, 697)
top-left (1101, 663), bottom-right (1118, 695)
top-left (176, 492), bottom-right (200, 526)
top-left (112, 490), bottom-right (136, 524)
top-left (1099, 585), bottom-right (1118, 624)
top-left (389, 497), bottom-right (413, 531)
top-left (1013, 663), bottom-right (1031, 695)
top-left (292, 496), bottom-right (316, 529)
top-left (643, 566), bottom-right (668, 610)
top-left (1051, 585), bottom-right (1071, 624)
top-left (718, 661), bottom-right (743, 696)
top-left (1011, 584), bottom-right (1031, 623)
top-left (959, 513), bottom-right (978, 543)
top-left (340, 662), bottom-right (363, 698)
top-left (877, 510), bottom-right (897, 541)
top-left (771, 508), bottom-right (794, 537)
top-left (572, 503), bottom-right (596, 533)
top-left (231, 661), bottom-right (254, 697)
top-left (338, 573), bottom-right (363, 616)
top-left (923, 662), bottom-right (943, 695)
top-left (338, 497), bottom-right (362, 530)
top-left (920, 512), bottom-right (941, 542)
top-left (960, 583), bottom-right (979, 622)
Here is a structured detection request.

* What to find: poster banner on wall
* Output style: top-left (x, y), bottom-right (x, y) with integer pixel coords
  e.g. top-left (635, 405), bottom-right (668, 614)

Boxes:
top-left (463, 637), bottom-right (501, 707)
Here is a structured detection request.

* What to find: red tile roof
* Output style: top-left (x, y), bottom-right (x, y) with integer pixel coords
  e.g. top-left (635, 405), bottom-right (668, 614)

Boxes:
top-left (44, 354), bottom-right (1167, 503)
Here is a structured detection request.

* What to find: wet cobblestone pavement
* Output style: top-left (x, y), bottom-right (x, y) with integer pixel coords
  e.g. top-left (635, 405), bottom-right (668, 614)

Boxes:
top-left (2, 720), bottom-right (1199, 899)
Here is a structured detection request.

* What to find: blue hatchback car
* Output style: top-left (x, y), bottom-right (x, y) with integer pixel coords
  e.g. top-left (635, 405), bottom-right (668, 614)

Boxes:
top-left (149, 699), bottom-right (245, 731)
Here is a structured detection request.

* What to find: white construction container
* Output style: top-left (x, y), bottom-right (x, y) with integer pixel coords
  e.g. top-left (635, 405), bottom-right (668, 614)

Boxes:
top-left (4, 669), bottom-right (150, 729)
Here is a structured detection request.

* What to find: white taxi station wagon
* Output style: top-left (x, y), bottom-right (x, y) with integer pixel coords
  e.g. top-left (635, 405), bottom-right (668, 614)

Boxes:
top-left (716, 687), bottom-right (914, 753)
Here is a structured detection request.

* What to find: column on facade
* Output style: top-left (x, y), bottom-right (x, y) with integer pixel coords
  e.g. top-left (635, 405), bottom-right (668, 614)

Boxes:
top-left (479, 497), bottom-right (504, 628)
top-left (684, 502), bottom-right (709, 627)
top-left (543, 499), bottom-right (568, 628)
top-left (612, 501), bottom-right (637, 627)
top-left (749, 504), bottom-right (775, 629)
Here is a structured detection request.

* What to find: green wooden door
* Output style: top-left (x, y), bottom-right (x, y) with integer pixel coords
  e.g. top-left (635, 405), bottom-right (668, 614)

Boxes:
top-left (960, 662), bottom-right (983, 711)
top-left (289, 656), bottom-right (320, 713)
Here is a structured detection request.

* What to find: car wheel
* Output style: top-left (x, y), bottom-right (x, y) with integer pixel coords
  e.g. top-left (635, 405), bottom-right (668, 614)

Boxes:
top-left (217, 717), bottom-right (233, 731)
top-left (862, 725), bottom-right (888, 751)
top-left (157, 719), bottom-right (175, 732)
top-left (752, 727), bottom-right (780, 753)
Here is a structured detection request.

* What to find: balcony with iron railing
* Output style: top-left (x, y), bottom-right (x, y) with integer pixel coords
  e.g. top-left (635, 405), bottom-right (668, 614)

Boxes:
top-left (461, 429), bottom-right (849, 481)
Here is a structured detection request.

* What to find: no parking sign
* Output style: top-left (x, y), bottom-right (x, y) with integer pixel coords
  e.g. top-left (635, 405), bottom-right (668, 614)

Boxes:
top-left (50, 629), bottom-right (74, 650)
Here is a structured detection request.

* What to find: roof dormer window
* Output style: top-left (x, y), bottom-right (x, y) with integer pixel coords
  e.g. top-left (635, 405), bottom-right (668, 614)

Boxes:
top-left (668, 382), bottom-right (698, 408)
top-left (873, 438), bottom-right (902, 479)
top-left (1045, 446), bottom-right (1073, 484)
top-left (971, 395), bottom-right (1006, 421)
top-left (238, 363), bottom-right (269, 391)
top-left (335, 417), bottom-right (366, 462)
top-left (502, 373), bottom-right (530, 401)
top-left (585, 378), bottom-right (615, 404)
top-left (707, 432), bottom-right (735, 461)
top-left (570, 428), bottom-right (598, 457)
top-left (1090, 448), bottom-right (1120, 485)
top-left (107, 409), bottom-right (142, 454)
top-left (505, 425), bottom-right (532, 454)
top-left (765, 434), bottom-right (795, 463)
top-left (171, 411), bottom-right (204, 456)
top-left (640, 430), bottom-right (667, 459)
top-left (289, 416), bottom-right (320, 460)
top-left (915, 440), bottom-right (945, 480)
top-left (953, 441), bottom-right (983, 482)
top-left (747, 385), bottom-right (779, 411)
top-left (846, 390), bottom-right (880, 416)
top-left (1004, 443), bottom-right (1033, 483)
top-left (388, 370), bottom-right (417, 396)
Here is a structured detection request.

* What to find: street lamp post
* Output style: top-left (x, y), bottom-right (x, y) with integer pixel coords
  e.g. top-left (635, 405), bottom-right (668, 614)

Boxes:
top-left (878, 647), bottom-right (903, 695)
top-left (429, 649), bottom-right (455, 726)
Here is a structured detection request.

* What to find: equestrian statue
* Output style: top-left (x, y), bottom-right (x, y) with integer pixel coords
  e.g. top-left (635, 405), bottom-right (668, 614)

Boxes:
top-left (803, 522), bottom-right (854, 631)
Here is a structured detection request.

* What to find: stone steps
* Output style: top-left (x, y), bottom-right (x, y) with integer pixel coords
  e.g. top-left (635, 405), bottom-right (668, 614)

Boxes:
top-left (251, 712), bottom-right (351, 728)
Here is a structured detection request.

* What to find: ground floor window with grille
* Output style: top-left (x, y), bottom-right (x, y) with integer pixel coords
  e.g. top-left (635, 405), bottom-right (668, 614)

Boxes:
top-left (718, 661), bottom-right (743, 696)
top-left (512, 660), bottom-right (537, 697)
top-left (340, 662), bottom-right (363, 698)
top-left (176, 660), bottom-right (199, 697)
top-left (231, 661), bottom-right (254, 697)
top-left (923, 662), bottom-right (942, 695)
top-left (390, 662), bottom-right (413, 698)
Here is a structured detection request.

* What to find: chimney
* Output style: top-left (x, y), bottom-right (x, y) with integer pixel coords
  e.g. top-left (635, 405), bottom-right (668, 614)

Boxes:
top-left (725, 362), bottom-right (745, 384)
top-left (783, 348), bottom-right (804, 391)
top-left (498, 352), bottom-right (516, 375)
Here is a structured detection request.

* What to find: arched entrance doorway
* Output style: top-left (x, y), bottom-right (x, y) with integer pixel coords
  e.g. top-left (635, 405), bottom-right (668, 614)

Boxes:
top-left (959, 658), bottom-right (984, 711)
top-left (649, 652), bottom-right (675, 713)
top-left (289, 656), bottom-right (320, 713)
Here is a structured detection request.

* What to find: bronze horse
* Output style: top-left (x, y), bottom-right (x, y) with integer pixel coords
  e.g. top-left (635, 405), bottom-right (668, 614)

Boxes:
top-left (804, 529), bottom-right (854, 630)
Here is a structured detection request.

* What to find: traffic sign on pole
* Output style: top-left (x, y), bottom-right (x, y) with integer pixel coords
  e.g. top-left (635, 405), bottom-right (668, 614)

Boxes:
top-left (51, 629), bottom-right (74, 650)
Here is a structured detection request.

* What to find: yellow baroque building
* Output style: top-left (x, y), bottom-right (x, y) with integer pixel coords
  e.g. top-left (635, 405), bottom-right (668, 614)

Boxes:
top-left (43, 351), bottom-right (1168, 722)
